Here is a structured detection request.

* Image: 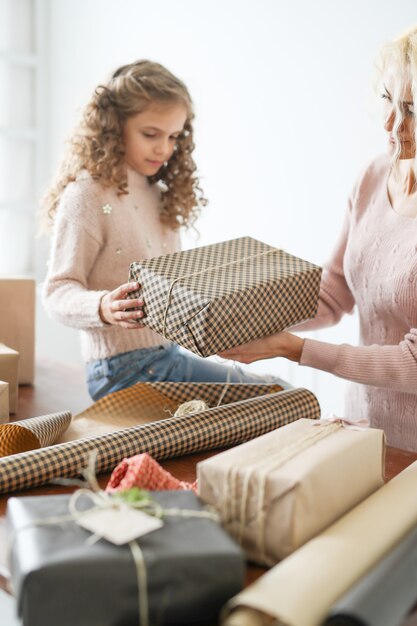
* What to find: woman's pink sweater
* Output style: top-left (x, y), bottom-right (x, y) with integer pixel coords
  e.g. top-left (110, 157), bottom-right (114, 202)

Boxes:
top-left (296, 154), bottom-right (417, 450)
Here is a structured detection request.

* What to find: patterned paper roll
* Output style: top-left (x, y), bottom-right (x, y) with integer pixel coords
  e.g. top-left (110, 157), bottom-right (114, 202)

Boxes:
top-left (323, 522), bottom-right (417, 626)
top-left (0, 387), bottom-right (319, 494)
top-left (223, 460), bottom-right (417, 626)
top-left (0, 412), bottom-right (71, 457)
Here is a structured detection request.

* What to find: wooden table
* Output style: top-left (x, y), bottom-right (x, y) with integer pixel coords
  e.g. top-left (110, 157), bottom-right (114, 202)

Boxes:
top-left (1, 361), bottom-right (417, 621)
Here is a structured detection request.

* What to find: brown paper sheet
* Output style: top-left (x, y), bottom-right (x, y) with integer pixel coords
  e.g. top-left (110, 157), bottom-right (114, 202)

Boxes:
top-left (59, 381), bottom-right (284, 442)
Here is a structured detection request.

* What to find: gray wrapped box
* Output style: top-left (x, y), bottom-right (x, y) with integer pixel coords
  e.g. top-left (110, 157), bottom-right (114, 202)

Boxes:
top-left (7, 491), bottom-right (245, 626)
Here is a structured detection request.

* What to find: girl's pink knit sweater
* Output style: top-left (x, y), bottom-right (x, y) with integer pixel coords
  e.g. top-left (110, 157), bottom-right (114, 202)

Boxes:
top-left (296, 154), bottom-right (417, 450)
top-left (43, 168), bottom-right (179, 362)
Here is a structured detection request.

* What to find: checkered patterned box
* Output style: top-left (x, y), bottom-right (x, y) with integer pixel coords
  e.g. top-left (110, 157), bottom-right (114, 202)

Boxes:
top-left (129, 236), bottom-right (322, 357)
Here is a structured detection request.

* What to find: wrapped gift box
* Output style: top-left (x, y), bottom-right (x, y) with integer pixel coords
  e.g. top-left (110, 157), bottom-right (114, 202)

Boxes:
top-left (0, 343), bottom-right (19, 414)
top-left (129, 236), bottom-right (322, 357)
top-left (0, 380), bottom-right (9, 423)
top-left (197, 418), bottom-right (385, 566)
top-left (0, 277), bottom-right (35, 384)
top-left (7, 490), bottom-right (245, 626)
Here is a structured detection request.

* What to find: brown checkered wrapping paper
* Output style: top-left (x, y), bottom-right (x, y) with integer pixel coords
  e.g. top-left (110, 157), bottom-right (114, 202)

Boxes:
top-left (0, 412), bottom-right (71, 457)
top-left (0, 386), bottom-right (319, 494)
top-left (128, 236), bottom-right (322, 356)
top-left (75, 381), bottom-right (284, 422)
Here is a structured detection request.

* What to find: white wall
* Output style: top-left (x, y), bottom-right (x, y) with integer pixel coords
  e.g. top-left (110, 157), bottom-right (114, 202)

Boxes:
top-left (36, 0), bottom-right (417, 415)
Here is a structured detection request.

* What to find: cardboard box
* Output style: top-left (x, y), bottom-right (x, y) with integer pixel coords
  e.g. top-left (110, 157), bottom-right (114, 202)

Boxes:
top-left (0, 380), bottom-right (9, 423)
top-left (0, 344), bottom-right (19, 413)
top-left (129, 236), bottom-right (321, 357)
top-left (7, 491), bottom-right (245, 626)
top-left (0, 277), bottom-right (35, 383)
top-left (197, 418), bottom-right (385, 566)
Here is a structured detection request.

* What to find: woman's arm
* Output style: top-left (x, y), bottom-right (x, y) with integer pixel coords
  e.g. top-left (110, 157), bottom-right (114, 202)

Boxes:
top-left (221, 329), bottom-right (417, 395)
top-left (300, 331), bottom-right (417, 394)
top-left (290, 204), bottom-right (356, 333)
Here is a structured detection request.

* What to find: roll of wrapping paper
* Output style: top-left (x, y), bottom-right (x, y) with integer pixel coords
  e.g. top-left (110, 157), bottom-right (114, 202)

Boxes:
top-left (0, 387), bottom-right (319, 494)
top-left (323, 521), bottom-right (417, 626)
top-left (0, 412), bottom-right (71, 457)
top-left (0, 382), bottom-right (284, 452)
top-left (222, 460), bottom-right (417, 626)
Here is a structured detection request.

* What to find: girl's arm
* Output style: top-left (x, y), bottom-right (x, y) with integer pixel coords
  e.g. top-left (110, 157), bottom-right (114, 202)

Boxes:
top-left (42, 184), bottom-right (144, 331)
top-left (43, 216), bottom-right (110, 330)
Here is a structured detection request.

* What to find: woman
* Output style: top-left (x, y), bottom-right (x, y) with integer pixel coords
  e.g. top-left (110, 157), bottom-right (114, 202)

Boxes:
top-left (221, 25), bottom-right (417, 451)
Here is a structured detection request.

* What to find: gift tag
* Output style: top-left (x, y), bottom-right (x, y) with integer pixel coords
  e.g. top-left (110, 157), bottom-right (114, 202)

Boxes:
top-left (77, 506), bottom-right (163, 545)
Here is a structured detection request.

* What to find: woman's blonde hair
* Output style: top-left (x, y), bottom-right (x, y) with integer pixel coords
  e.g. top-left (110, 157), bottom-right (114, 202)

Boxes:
top-left (375, 25), bottom-right (417, 172)
top-left (41, 60), bottom-right (206, 231)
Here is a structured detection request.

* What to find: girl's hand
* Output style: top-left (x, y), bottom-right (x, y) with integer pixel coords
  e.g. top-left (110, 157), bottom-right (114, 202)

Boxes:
top-left (219, 332), bottom-right (304, 363)
top-left (99, 282), bottom-right (146, 329)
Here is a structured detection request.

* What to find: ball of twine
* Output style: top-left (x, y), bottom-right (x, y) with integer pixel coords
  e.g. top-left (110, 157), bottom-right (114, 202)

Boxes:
top-left (174, 399), bottom-right (210, 417)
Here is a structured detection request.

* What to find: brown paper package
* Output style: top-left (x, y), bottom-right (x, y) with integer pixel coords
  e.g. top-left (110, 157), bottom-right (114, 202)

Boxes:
top-left (0, 344), bottom-right (19, 413)
top-left (0, 380), bottom-right (9, 423)
top-left (198, 418), bottom-right (385, 566)
top-left (0, 277), bottom-right (35, 384)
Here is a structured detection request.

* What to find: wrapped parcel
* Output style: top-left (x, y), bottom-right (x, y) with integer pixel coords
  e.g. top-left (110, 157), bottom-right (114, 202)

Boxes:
top-left (198, 418), bottom-right (385, 565)
top-left (7, 491), bottom-right (244, 626)
top-left (129, 236), bottom-right (322, 356)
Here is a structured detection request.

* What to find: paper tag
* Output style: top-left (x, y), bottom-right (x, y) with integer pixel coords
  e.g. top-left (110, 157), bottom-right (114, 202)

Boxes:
top-left (77, 506), bottom-right (163, 545)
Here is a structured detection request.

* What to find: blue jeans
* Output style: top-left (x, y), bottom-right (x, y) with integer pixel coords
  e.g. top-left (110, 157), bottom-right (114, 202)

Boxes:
top-left (86, 344), bottom-right (289, 401)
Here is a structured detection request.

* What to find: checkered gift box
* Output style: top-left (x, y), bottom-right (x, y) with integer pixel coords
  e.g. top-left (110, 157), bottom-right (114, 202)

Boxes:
top-left (128, 236), bottom-right (322, 356)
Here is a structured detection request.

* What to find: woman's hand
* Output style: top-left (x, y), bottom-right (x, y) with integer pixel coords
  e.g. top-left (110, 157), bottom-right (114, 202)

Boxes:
top-left (219, 332), bottom-right (305, 363)
top-left (99, 282), bottom-right (146, 329)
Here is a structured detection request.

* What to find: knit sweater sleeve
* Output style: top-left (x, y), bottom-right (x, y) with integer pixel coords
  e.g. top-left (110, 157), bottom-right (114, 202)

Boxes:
top-left (42, 180), bottom-right (109, 330)
top-left (301, 331), bottom-right (417, 394)
top-left (290, 198), bottom-right (356, 333)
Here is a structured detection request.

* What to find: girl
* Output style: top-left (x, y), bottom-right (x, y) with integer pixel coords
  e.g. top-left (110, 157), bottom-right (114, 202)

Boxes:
top-left (221, 26), bottom-right (417, 451)
top-left (42, 60), bottom-right (285, 400)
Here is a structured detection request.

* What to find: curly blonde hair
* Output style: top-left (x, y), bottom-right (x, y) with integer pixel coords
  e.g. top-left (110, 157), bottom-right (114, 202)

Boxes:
top-left (41, 60), bottom-right (206, 231)
top-left (375, 25), bottom-right (417, 173)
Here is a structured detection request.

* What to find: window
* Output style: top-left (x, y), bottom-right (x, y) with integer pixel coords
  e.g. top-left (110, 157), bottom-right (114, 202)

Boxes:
top-left (0, 0), bottom-right (47, 276)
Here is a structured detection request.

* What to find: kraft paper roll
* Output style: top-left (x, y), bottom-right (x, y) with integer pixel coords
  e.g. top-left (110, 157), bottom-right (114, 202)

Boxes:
top-left (323, 521), bottom-right (417, 626)
top-left (223, 460), bottom-right (417, 626)
top-left (0, 387), bottom-right (319, 495)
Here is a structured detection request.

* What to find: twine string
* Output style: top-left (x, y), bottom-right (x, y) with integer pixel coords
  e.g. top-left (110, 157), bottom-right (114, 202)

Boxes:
top-left (222, 421), bottom-right (342, 561)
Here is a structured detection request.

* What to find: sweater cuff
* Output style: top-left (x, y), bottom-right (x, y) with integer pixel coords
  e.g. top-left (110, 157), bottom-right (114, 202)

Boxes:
top-left (299, 338), bottom-right (340, 373)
